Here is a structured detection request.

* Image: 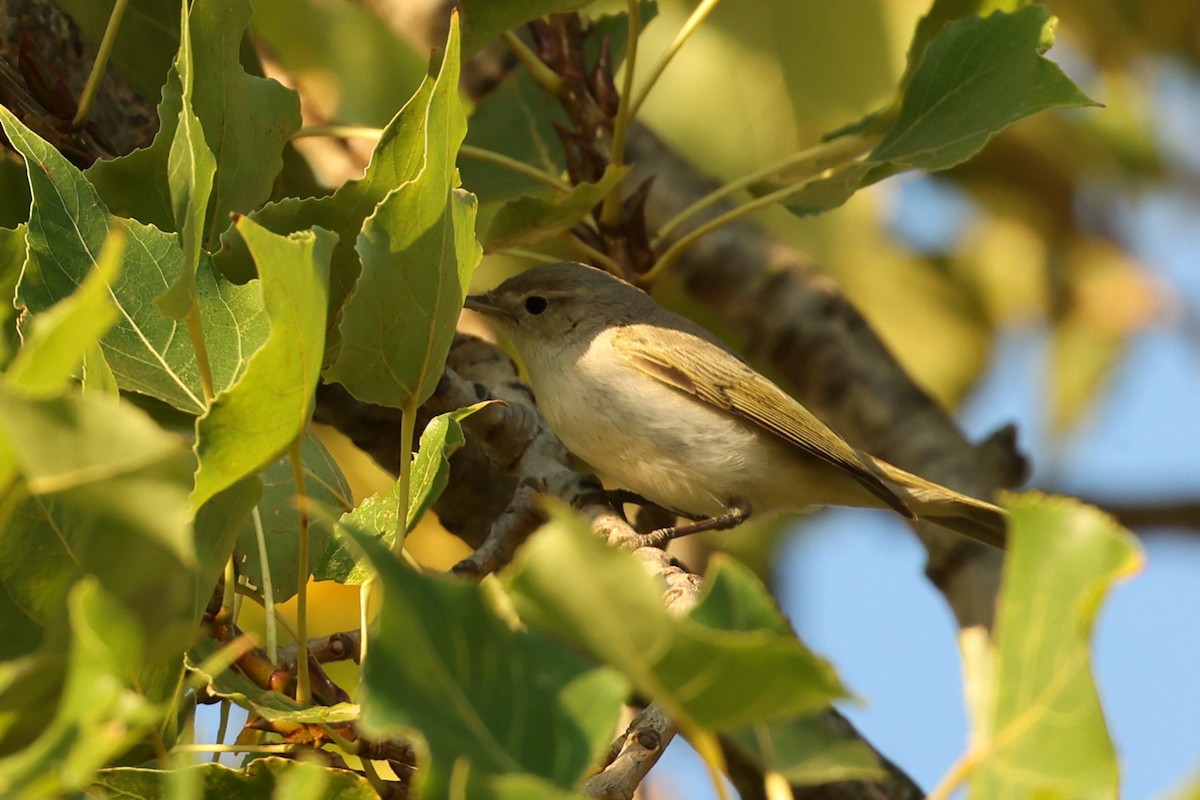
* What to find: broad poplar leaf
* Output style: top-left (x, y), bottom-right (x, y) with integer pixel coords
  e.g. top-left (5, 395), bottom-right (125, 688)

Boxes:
top-left (0, 580), bottom-right (160, 798)
top-left (91, 758), bottom-right (376, 800)
top-left (780, 6), bottom-right (1094, 216)
top-left (483, 166), bottom-right (628, 251)
top-left (326, 16), bottom-right (481, 410)
top-left (86, 0), bottom-right (300, 239)
top-left (506, 510), bottom-right (848, 732)
top-left (192, 219), bottom-right (333, 509)
top-left (966, 494), bottom-right (1140, 799)
top-left (214, 73), bottom-right (434, 324)
top-left (1, 107), bottom-right (269, 414)
top-left (157, 0), bottom-right (217, 318)
top-left (7, 231), bottom-right (123, 393)
top-left (0, 385), bottom-right (196, 654)
top-left (315, 403), bottom-right (487, 584)
top-left (343, 523), bottom-right (628, 788)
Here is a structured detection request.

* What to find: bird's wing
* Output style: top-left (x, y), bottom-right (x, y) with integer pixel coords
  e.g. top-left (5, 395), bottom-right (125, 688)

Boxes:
top-left (612, 325), bottom-right (914, 518)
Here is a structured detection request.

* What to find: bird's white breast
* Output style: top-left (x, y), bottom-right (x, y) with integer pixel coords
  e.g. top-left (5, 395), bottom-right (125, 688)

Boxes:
top-left (523, 327), bottom-right (815, 517)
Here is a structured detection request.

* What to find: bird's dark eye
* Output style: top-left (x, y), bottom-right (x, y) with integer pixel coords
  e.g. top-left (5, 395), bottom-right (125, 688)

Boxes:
top-left (524, 295), bottom-right (549, 315)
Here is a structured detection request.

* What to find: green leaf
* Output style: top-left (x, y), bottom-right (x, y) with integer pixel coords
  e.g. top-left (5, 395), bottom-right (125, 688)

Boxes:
top-left (86, 0), bottom-right (300, 239)
top-left (0, 385), bottom-right (204, 659)
top-left (315, 404), bottom-right (486, 584)
top-left (214, 68), bottom-right (433, 330)
top-left (872, 7), bottom-right (1094, 169)
top-left (447, 767), bottom-right (590, 800)
top-left (901, 1), bottom-right (1030, 91)
top-left (186, 638), bottom-right (359, 726)
top-left (462, 69), bottom-right (568, 205)
top-left (91, 758), bottom-right (377, 800)
top-left (965, 493), bottom-right (1141, 799)
top-left (327, 17), bottom-right (482, 409)
top-left (192, 220), bottom-right (333, 509)
top-left (459, 0), bottom-right (597, 56)
top-left (505, 510), bottom-right (847, 732)
top-left (7, 230), bottom-right (123, 393)
top-left (1, 107), bottom-right (269, 414)
top-left (157, 0), bottom-right (217, 319)
top-left (781, 6), bottom-right (1093, 216)
top-left (235, 431), bottom-right (350, 603)
top-left (0, 580), bottom-right (161, 798)
top-left (725, 717), bottom-right (884, 786)
top-left (340, 521), bottom-right (628, 788)
top-left (483, 166), bottom-right (628, 252)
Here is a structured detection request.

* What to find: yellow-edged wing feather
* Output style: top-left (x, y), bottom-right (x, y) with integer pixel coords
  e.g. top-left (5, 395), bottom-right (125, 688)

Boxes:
top-left (612, 325), bottom-right (914, 519)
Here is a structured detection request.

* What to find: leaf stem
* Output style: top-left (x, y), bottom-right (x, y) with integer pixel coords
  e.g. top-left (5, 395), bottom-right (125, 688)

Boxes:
top-left (652, 132), bottom-right (878, 246)
top-left (251, 506), bottom-right (277, 662)
top-left (72, 0), bottom-right (129, 128)
top-left (567, 235), bottom-right (622, 275)
top-left (185, 302), bottom-right (216, 404)
top-left (691, 730), bottom-right (731, 800)
top-left (642, 137), bottom-right (878, 284)
top-left (288, 438), bottom-right (311, 705)
top-left (599, 0), bottom-right (642, 229)
top-left (460, 145), bottom-right (571, 192)
top-left (394, 402), bottom-right (418, 557)
top-left (629, 0), bottom-right (726, 118)
top-left (502, 31), bottom-right (565, 97)
top-left (212, 700), bottom-right (231, 762)
top-left (925, 749), bottom-right (976, 800)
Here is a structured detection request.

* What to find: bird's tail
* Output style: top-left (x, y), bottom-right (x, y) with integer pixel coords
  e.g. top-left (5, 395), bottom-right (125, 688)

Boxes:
top-left (870, 458), bottom-right (1008, 549)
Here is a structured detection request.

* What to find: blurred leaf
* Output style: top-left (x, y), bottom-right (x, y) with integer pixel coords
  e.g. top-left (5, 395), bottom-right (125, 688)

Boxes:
top-left (506, 509), bottom-right (847, 732)
top-left (341, 521), bottom-right (628, 788)
top-left (0, 589), bottom-right (43, 661)
top-left (192, 220), bottom-right (333, 509)
top-left (235, 431), bottom-right (350, 603)
top-left (186, 638), bottom-right (358, 725)
top-left (0, 580), bottom-right (161, 798)
top-left (92, 757), bottom-right (377, 799)
top-left (783, 7), bottom-right (1094, 215)
top-left (1, 107), bottom-right (269, 414)
top-left (725, 717), bottom-right (884, 786)
top-left (317, 404), bottom-right (485, 583)
top-left (86, 0), bottom-right (300, 238)
top-left (448, 768), bottom-right (590, 800)
top-left (157, 0), bottom-right (217, 319)
top-left (326, 17), bottom-right (482, 409)
top-left (7, 230), bottom-right (123, 393)
top-left (0, 385), bottom-right (198, 655)
top-left (460, 0), bottom-right (596, 56)
top-left (483, 166), bottom-right (627, 251)
top-left (55, 0), bottom-right (180, 99)
top-left (965, 493), bottom-right (1140, 799)
top-left (0, 651), bottom-right (64, 756)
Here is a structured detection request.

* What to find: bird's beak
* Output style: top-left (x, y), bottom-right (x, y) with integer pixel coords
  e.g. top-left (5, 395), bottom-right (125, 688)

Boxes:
top-left (464, 293), bottom-right (515, 320)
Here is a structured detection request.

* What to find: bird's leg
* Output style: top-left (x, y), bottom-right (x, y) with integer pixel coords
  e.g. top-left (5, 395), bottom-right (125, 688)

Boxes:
top-left (580, 488), bottom-right (706, 521)
top-left (636, 499), bottom-right (752, 548)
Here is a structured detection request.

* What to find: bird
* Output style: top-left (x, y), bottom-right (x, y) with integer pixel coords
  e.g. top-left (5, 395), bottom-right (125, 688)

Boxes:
top-left (465, 261), bottom-right (1006, 549)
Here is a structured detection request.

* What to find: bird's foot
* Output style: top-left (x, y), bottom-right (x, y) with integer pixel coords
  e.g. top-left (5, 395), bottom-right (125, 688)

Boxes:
top-left (636, 500), bottom-right (752, 548)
